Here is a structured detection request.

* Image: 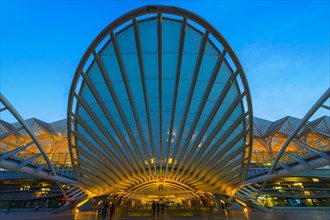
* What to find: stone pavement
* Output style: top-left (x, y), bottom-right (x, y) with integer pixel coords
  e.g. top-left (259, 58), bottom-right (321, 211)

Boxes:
top-left (1, 209), bottom-right (329, 220)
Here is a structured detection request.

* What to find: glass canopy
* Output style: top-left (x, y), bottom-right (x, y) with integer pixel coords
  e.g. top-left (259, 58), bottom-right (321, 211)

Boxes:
top-left (68, 5), bottom-right (253, 200)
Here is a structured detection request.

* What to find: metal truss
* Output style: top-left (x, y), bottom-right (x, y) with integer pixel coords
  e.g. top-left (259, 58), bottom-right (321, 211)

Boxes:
top-left (244, 88), bottom-right (330, 192)
top-left (0, 93), bottom-right (79, 201)
top-left (67, 5), bottom-right (253, 199)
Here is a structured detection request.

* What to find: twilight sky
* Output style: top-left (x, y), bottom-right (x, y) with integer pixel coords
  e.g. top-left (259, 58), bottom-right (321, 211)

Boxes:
top-left (1, 0), bottom-right (329, 123)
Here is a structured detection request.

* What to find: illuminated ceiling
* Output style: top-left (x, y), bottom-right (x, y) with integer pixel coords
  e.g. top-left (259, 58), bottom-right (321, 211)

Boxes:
top-left (67, 5), bottom-right (253, 199)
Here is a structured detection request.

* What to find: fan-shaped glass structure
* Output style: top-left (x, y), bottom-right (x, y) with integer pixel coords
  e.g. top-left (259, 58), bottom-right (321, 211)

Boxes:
top-left (68, 5), bottom-right (253, 200)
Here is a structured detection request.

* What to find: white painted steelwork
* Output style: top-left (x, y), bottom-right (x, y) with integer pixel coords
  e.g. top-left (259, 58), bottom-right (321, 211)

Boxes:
top-left (68, 5), bottom-right (253, 199)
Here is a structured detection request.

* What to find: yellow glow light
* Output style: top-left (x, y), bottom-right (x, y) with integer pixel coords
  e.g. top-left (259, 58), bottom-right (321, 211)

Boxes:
top-left (234, 198), bottom-right (247, 207)
top-left (304, 191), bottom-right (311, 196)
top-left (76, 198), bottom-right (89, 208)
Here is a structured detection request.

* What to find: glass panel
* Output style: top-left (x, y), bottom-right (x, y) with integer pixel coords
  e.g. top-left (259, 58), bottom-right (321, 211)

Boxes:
top-left (180, 54), bottom-right (198, 80)
top-left (197, 54), bottom-right (218, 82)
top-left (116, 25), bottom-right (137, 54)
top-left (162, 18), bottom-right (181, 53)
top-left (205, 39), bottom-right (220, 56)
top-left (208, 123), bottom-right (244, 162)
top-left (121, 54), bottom-right (141, 80)
top-left (112, 81), bottom-right (128, 100)
top-left (162, 53), bottom-right (178, 80)
top-left (100, 44), bottom-right (124, 82)
top-left (77, 97), bottom-right (122, 162)
top-left (139, 19), bottom-right (157, 53)
top-left (183, 25), bottom-right (203, 54)
top-left (73, 13), bottom-right (249, 186)
top-left (212, 141), bottom-right (244, 169)
top-left (216, 61), bottom-right (232, 84)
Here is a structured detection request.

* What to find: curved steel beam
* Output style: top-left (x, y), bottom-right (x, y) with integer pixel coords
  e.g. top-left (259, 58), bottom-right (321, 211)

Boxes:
top-left (67, 5), bottom-right (253, 198)
top-left (0, 159), bottom-right (77, 185)
top-left (0, 93), bottom-right (71, 200)
top-left (267, 88), bottom-right (329, 177)
top-left (251, 88), bottom-right (330, 192)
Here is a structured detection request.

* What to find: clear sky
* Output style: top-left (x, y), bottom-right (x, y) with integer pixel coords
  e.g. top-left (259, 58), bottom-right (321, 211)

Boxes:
top-left (1, 0), bottom-right (329, 123)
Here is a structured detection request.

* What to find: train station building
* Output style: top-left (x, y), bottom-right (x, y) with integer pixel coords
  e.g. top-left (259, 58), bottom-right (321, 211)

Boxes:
top-left (0, 5), bottom-right (329, 216)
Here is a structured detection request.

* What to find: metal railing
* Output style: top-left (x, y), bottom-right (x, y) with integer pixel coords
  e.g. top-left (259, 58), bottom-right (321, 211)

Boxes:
top-left (247, 148), bottom-right (330, 178)
top-left (0, 148), bottom-right (76, 178)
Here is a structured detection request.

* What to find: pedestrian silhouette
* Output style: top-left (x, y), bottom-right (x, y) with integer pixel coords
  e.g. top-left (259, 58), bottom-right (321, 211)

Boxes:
top-left (151, 201), bottom-right (156, 218)
top-left (101, 201), bottom-right (109, 220)
top-left (161, 203), bottom-right (165, 216)
top-left (109, 202), bottom-right (115, 220)
top-left (156, 202), bottom-right (160, 216)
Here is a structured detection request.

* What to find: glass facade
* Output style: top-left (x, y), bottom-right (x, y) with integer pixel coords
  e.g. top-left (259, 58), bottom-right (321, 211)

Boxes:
top-left (68, 6), bottom-right (253, 198)
top-left (1, 5), bottom-right (328, 210)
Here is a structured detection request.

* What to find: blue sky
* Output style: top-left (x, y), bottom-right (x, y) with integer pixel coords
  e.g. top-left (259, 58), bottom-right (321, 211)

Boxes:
top-left (1, 0), bottom-right (329, 123)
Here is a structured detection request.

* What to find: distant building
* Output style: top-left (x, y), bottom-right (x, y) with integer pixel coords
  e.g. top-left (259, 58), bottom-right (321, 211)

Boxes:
top-left (0, 5), bottom-right (329, 213)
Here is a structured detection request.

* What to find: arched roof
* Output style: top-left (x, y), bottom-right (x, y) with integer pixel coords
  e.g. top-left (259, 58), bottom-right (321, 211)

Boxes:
top-left (67, 5), bottom-right (253, 199)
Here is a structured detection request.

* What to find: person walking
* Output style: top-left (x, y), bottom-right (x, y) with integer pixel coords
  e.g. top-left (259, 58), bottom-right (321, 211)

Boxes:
top-left (6, 202), bottom-right (14, 214)
top-left (102, 201), bottom-right (109, 220)
top-left (151, 201), bottom-right (156, 218)
top-left (161, 203), bottom-right (165, 216)
top-left (156, 202), bottom-right (160, 216)
top-left (225, 202), bottom-right (230, 212)
top-left (97, 201), bottom-right (103, 216)
top-left (109, 202), bottom-right (115, 220)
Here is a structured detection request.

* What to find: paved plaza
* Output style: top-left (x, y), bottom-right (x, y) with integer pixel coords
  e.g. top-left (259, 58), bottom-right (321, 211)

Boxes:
top-left (1, 209), bottom-right (330, 220)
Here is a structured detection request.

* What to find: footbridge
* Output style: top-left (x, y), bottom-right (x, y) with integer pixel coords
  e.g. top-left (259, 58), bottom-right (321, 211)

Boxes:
top-left (0, 5), bottom-right (329, 212)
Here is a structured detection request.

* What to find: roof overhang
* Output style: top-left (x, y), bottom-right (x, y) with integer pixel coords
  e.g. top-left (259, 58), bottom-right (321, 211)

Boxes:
top-left (67, 5), bottom-right (253, 199)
